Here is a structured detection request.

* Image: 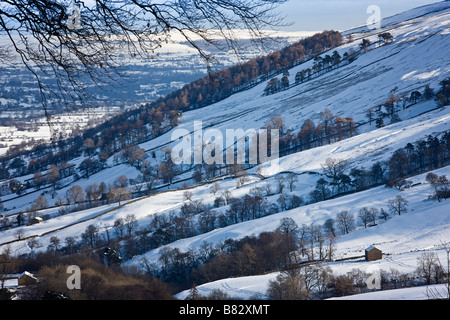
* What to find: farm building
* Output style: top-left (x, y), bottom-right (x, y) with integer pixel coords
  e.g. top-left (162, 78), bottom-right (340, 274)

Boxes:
top-left (28, 217), bottom-right (43, 226)
top-left (18, 271), bottom-right (37, 286)
top-left (365, 245), bottom-right (382, 261)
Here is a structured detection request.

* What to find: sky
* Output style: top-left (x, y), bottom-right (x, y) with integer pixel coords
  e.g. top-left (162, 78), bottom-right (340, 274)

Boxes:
top-left (275, 0), bottom-right (443, 31)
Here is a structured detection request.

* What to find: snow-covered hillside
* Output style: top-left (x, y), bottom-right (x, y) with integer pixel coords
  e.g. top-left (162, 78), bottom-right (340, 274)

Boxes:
top-left (1, 1), bottom-right (449, 300)
top-left (173, 165), bottom-right (450, 299)
top-left (2, 2), bottom-right (449, 212)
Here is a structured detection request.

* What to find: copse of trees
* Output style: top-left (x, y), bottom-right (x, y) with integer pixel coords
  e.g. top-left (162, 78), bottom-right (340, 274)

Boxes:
top-left (386, 131), bottom-right (450, 183)
top-left (388, 195), bottom-right (408, 216)
top-left (366, 80), bottom-right (448, 128)
top-left (436, 77), bottom-right (450, 107)
top-left (306, 129), bottom-right (449, 205)
top-left (426, 172), bottom-right (450, 202)
top-left (265, 47), bottom-right (356, 96)
top-left (268, 110), bottom-right (357, 158)
top-left (378, 32), bottom-right (394, 44)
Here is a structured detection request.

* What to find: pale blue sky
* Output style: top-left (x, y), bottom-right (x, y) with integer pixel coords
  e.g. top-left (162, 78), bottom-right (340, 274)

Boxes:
top-left (275, 0), bottom-right (443, 31)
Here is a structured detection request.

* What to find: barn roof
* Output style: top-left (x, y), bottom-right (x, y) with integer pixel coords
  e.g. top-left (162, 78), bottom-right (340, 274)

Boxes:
top-left (18, 271), bottom-right (36, 279)
top-left (365, 245), bottom-right (380, 251)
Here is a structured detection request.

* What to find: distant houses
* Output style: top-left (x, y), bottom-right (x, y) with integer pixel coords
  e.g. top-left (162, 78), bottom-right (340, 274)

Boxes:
top-left (365, 245), bottom-right (382, 261)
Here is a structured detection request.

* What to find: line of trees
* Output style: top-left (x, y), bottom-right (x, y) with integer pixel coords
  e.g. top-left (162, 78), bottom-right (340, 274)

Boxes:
top-left (143, 217), bottom-right (336, 290)
top-left (366, 78), bottom-right (450, 128)
top-left (0, 176), bottom-right (134, 233)
top-left (4, 126), bottom-right (448, 250)
top-left (282, 109), bottom-right (357, 154)
top-left (306, 129), bottom-right (450, 206)
top-left (263, 33), bottom-right (395, 97)
top-left (264, 48), bottom-right (357, 96)
top-left (9, 127), bottom-right (447, 256)
top-left (386, 131), bottom-right (450, 182)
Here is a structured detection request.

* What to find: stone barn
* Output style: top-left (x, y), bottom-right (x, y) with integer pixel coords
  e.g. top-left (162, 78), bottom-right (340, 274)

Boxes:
top-left (365, 245), bottom-right (382, 261)
top-left (18, 271), bottom-right (37, 286)
top-left (28, 217), bottom-right (43, 226)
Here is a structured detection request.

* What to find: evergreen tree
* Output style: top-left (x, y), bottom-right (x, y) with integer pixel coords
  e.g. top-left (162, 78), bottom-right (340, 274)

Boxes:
top-left (281, 75), bottom-right (290, 90)
top-left (360, 39), bottom-right (371, 53)
top-left (423, 85), bottom-right (435, 100)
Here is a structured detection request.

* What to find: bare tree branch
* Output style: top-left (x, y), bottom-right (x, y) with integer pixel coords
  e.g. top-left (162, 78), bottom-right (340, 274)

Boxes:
top-left (0, 0), bottom-right (288, 131)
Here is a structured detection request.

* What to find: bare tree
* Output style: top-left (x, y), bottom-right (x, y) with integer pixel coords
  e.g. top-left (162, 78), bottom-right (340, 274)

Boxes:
top-left (417, 252), bottom-right (443, 285)
top-left (81, 224), bottom-right (100, 248)
top-left (47, 236), bottom-right (61, 253)
top-left (114, 175), bottom-right (129, 189)
top-left (235, 170), bottom-right (249, 188)
top-left (387, 195), bottom-right (408, 216)
top-left (124, 213), bottom-right (138, 237)
top-left (426, 242), bottom-right (450, 299)
top-left (286, 172), bottom-right (298, 192)
top-left (32, 171), bottom-right (46, 190)
top-left (14, 229), bottom-right (25, 240)
top-left (158, 160), bottom-right (176, 184)
top-left (321, 158), bottom-right (348, 180)
top-left (183, 190), bottom-right (193, 201)
top-left (275, 175), bottom-right (285, 194)
top-left (357, 207), bottom-right (378, 228)
top-left (323, 218), bottom-right (336, 237)
top-left (266, 269), bottom-right (309, 300)
top-left (113, 218), bottom-right (125, 239)
top-left (107, 187), bottom-right (131, 206)
top-left (336, 210), bottom-right (354, 235)
top-left (47, 165), bottom-right (60, 191)
top-left (217, 190), bottom-right (230, 206)
top-left (0, 0), bottom-right (286, 128)
top-left (65, 185), bottom-right (85, 205)
top-left (85, 183), bottom-right (101, 206)
top-left (30, 194), bottom-right (49, 213)
top-left (426, 173), bottom-right (449, 202)
top-left (64, 236), bottom-right (77, 254)
top-left (210, 182), bottom-right (221, 196)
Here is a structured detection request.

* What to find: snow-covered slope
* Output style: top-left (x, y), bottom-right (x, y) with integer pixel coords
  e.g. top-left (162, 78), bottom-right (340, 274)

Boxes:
top-left (128, 163), bottom-right (450, 268)
top-left (175, 277), bottom-right (450, 300)
top-left (3, 1), bottom-right (449, 214)
top-left (2, 103), bottom-right (449, 253)
top-left (173, 166), bottom-right (450, 300)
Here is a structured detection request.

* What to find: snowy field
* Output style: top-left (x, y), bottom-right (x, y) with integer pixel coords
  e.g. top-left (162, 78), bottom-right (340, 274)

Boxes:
top-left (175, 276), bottom-right (449, 300)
